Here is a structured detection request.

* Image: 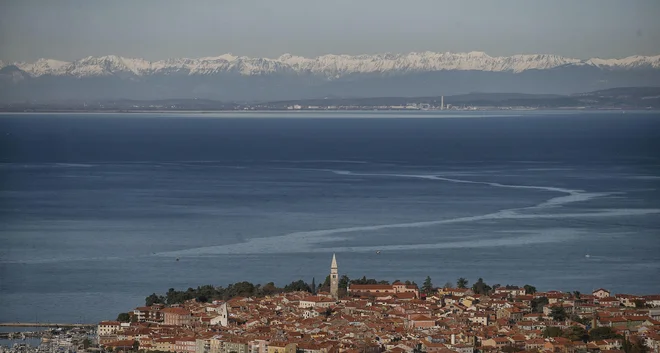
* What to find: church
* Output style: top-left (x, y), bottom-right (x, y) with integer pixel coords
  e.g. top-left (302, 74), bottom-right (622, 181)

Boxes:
top-left (330, 253), bottom-right (339, 300)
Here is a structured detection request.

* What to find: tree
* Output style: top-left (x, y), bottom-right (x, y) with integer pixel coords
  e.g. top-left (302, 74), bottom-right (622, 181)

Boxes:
top-left (570, 314), bottom-right (590, 326)
top-left (311, 278), bottom-right (316, 295)
top-left (116, 313), bottom-right (131, 322)
top-left (283, 280), bottom-right (311, 293)
top-left (633, 299), bottom-right (646, 308)
top-left (132, 341), bottom-right (140, 351)
top-left (338, 275), bottom-right (350, 289)
top-left (523, 284), bottom-right (537, 295)
top-left (563, 326), bottom-right (588, 342)
top-left (405, 280), bottom-right (412, 285)
top-left (472, 278), bottom-right (492, 295)
top-left (531, 297), bottom-right (549, 313)
top-left (550, 306), bottom-right (568, 321)
top-left (457, 278), bottom-right (468, 289)
top-left (422, 276), bottom-right (434, 295)
top-left (443, 282), bottom-right (453, 289)
top-left (145, 293), bottom-right (165, 306)
top-left (543, 327), bottom-right (563, 338)
top-left (589, 327), bottom-right (620, 340)
top-left (82, 338), bottom-right (91, 349)
top-left (262, 282), bottom-right (278, 296)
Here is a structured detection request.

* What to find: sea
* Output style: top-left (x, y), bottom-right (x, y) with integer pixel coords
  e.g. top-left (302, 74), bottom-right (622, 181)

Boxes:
top-left (0, 111), bottom-right (659, 324)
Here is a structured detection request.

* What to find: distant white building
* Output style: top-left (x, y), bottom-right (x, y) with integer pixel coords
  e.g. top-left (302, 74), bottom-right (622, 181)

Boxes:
top-left (593, 288), bottom-right (611, 299)
top-left (209, 303), bottom-right (228, 326)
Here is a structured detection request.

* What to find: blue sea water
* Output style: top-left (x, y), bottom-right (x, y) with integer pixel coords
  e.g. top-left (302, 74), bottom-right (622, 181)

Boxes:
top-left (0, 111), bottom-right (659, 323)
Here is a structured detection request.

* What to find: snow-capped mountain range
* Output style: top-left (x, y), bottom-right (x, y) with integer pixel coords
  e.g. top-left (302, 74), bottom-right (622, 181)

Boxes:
top-left (2, 51), bottom-right (660, 102)
top-left (5, 51), bottom-right (660, 78)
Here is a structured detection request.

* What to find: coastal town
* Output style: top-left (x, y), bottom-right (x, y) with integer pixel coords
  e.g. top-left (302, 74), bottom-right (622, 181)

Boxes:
top-left (3, 255), bottom-right (660, 353)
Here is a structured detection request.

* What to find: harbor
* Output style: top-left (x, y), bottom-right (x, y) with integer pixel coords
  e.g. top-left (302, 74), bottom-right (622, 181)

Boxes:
top-left (0, 325), bottom-right (97, 353)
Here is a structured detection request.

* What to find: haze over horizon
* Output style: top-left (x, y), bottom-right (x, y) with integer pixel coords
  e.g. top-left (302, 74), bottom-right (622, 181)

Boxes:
top-left (1, 0), bottom-right (660, 63)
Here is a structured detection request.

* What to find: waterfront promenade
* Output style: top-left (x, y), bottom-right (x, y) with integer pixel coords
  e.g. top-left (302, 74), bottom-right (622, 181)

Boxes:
top-left (0, 323), bottom-right (94, 328)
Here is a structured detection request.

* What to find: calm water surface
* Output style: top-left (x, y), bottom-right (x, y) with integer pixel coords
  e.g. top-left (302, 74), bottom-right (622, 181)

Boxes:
top-left (0, 111), bottom-right (659, 323)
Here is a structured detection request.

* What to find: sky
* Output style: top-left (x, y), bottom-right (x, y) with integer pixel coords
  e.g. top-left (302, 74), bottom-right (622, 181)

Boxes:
top-left (1, 0), bottom-right (659, 63)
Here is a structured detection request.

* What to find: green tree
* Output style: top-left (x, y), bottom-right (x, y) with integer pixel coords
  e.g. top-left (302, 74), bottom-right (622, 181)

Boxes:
top-left (82, 338), bottom-right (91, 349)
top-left (339, 275), bottom-right (350, 289)
top-left (283, 280), bottom-right (311, 293)
top-left (563, 326), bottom-right (588, 342)
top-left (145, 293), bottom-right (165, 306)
top-left (262, 282), bottom-right (278, 296)
top-left (589, 327), bottom-right (620, 340)
top-left (443, 282), bottom-right (453, 289)
top-left (132, 341), bottom-right (140, 351)
top-left (633, 299), bottom-right (646, 308)
top-left (550, 306), bottom-right (568, 321)
top-left (457, 278), bottom-right (468, 289)
top-left (543, 327), bottom-right (563, 338)
top-left (311, 278), bottom-right (316, 294)
top-left (422, 276), bottom-right (434, 295)
top-left (531, 297), bottom-right (549, 313)
top-left (227, 281), bottom-right (256, 297)
top-left (117, 313), bottom-right (131, 322)
top-left (523, 284), bottom-right (537, 295)
top-left (570, 314), bottom-right (590, 326)
top-left (472, 278), bottom-right (492, 295)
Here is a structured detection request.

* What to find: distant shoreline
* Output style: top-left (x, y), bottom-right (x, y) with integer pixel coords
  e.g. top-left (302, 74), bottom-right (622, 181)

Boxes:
top-left (0, 108), bottom-right (656, 114)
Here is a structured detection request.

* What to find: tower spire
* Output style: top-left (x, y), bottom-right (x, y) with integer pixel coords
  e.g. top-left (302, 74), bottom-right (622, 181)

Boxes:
top-left (330, 253), bottom-right (339, 300)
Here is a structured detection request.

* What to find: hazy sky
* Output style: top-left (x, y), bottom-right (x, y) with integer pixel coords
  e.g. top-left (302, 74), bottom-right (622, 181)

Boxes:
top-left (1, 0), bottom-right (659, 63)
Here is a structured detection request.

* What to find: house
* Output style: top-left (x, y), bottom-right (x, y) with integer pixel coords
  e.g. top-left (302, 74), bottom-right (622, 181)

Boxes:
top-left (598, 297), bottom-right (622, 308)
top-left (98, 321), bottom-right (122, 336)
top-left (420, 339), bottom-right (449, 353)
top-left (405, 314), bottom-right (436, 329)
top-left (349, 282), bottom-right (419, 298)
top-left (224, 339), bottom-right (249, 353)
top-left (299, 296), bottom-right (335, 309)
top-left (497, 307), bottom-right (524, 322)
top-left (495, 287), bottom-right (527, 297)
top-left (154, 337), bottom-right (176, 352)
top-left (593, 288), bottom-right (611, 299)
top-left (468, 313), bottom-right (489, 326)
top-left (174, 337), bottom-right (197, 353)
top-left (161, 307), bottom-right (192, 326)
top-left (525, 338), bottom-right (546, 351)
top-left (103, 340), bottom-right (136, 351)
top-left (133, 305), bottom-right (164, 323)
top-left (644, 295), bottom-right (660, 308)
top-left (482, 337), bottom-right (512, 349)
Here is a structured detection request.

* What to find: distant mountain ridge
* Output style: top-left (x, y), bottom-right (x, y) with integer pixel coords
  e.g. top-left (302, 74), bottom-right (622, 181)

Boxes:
top-left (5, 51), bottom-right (660, 78)
top-left (2, 51), bottom-right (660, 102)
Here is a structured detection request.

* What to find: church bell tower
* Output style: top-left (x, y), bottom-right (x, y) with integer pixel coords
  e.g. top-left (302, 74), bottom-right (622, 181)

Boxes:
top-left (330, 253), bottom-right (339, 300)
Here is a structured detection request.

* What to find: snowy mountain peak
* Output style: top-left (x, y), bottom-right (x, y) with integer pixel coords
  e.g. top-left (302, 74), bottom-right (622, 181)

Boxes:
top-left (4, 51), bottom-right (660, 78)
